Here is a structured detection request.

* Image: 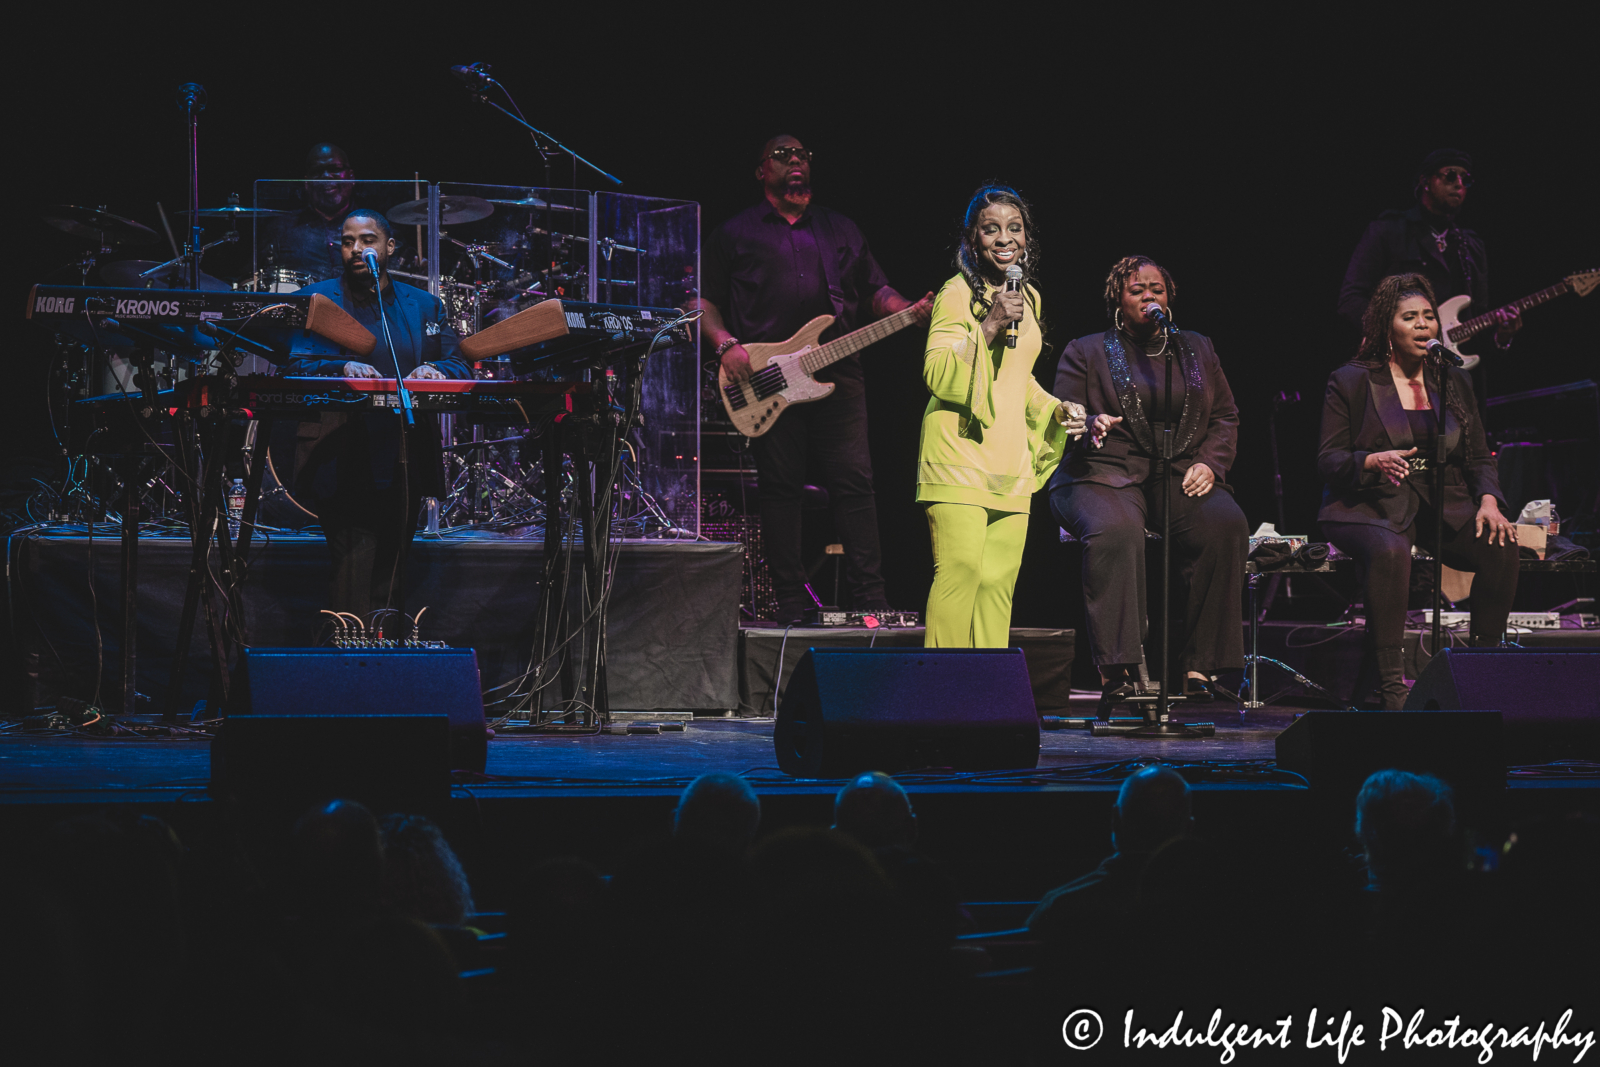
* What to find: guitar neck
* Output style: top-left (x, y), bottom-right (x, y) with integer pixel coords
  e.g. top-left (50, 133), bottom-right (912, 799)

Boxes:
top-left (798, 305), bottom-right (922, 375)
top-left (1449, 280), bottom-right (1571, 342)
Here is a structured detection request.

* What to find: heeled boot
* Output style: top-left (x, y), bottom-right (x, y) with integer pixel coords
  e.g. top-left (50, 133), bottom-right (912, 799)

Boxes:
top-left (1375, 646), bottom-right (1409, 710)
top-left (1097, 666), bottom-right (1135, 721)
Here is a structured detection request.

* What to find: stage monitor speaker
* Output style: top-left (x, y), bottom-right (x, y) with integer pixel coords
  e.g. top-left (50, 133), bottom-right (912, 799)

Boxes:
top-left (212, 648), bottom-right (487, 809)
top-left (230, 647), bottom-right (488, 773)
top-left (1403, 648), bottom-right (1600, 763)
top-left (1275, 710), bottom-right (1504, 828)
top-left (774, 648), bottom-right (1039, 778)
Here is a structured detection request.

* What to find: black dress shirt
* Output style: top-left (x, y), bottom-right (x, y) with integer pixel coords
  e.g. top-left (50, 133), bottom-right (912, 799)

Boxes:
top-left (265, 208), bottom-right (348, 281)
top-left (702, 202), bottom-right (890, 381)
top-left (284, 275), bottom-right (469, 507)
top-left (1337, 206), bottom-right (1489, 335)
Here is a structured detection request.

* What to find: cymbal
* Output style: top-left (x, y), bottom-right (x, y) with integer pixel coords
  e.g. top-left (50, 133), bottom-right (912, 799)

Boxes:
top-left (487, 197), bottom-right (581, 212)
top-left (42, 205), bottom-right (159, 247)
top-left (179, 204), bottom-right (292, 218)
top-left (387, 196), bottom-right (494, 226)
top-left (100, 259), bottom-right (231, 292)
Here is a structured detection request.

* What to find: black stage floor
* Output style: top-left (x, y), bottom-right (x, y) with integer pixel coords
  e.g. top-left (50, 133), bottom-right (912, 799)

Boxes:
top-left (0, 707), bottom-right (1288, 802)
top-left (4, 706), bottom-right (1596, 904)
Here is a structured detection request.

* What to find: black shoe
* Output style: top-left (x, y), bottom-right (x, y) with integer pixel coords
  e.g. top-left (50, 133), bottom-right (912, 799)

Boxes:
top-left (1097, 668), bottom-right (1135, 721)
top-left (1182, 675), bottom-right (1216, 702)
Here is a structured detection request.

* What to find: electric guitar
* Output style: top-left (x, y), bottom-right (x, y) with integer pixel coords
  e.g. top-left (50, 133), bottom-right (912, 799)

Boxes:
top-left (718, 305), bottom-right (924, 436)
top-left (1442, 269), bottom-right (1599, 370)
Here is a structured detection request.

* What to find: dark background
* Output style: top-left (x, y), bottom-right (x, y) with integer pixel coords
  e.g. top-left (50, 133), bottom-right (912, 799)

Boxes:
top-left (7, 9), bottom-right (1596, 629)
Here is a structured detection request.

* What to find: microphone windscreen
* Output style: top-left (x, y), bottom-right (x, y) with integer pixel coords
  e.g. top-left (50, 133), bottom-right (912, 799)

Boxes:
top-left (1005, 265), bottom-right (1023, 285)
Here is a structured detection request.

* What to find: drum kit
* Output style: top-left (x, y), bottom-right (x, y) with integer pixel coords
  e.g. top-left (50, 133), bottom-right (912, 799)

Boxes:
top-left (36, 193), bottom-right (611, 533)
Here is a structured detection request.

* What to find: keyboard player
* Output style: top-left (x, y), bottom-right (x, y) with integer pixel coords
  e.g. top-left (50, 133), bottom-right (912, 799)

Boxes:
top-left (285, 208), bottom-right (470, 625)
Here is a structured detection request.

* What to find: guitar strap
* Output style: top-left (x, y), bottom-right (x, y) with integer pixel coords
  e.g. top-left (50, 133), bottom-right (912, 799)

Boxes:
top-left (811, 208), bottom-right (848, 327)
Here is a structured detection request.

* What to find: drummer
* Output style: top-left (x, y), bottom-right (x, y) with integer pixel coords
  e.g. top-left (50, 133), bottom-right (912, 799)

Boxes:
top-left (264, 143), bottom-right (358, 281)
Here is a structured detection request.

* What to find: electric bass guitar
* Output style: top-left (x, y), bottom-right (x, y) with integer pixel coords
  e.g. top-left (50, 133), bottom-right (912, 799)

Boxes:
top-left (718, 306), bottom-right (924, 437)
top-left (1443, 269), bottom-right (1598, 370)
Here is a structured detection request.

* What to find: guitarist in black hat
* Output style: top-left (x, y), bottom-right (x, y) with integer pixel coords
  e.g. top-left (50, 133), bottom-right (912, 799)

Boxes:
top-left (694, 134), bottom-right (932, 623)
top-left (1338, 148), bottom-right (1522, 363)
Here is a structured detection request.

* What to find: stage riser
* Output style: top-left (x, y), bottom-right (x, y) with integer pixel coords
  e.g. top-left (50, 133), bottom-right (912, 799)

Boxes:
top-left (6, 535), bottom-right (743, 715)
top-left (1249, 622), bottom-right (1600, 703)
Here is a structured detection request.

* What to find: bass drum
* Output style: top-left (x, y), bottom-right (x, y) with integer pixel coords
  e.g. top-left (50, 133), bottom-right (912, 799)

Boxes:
top-left (256, 419), bottom-right (319, 530)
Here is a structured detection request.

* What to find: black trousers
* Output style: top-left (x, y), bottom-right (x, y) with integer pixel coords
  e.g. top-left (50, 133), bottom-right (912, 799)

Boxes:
top-left (1051, 477), bottom-right (1248, 673)
top-left (1322, 508), bottom-right (1519, 648)
top-left (751, 375), bottom-right (886, 611)
top-left (321, 483), bottom-right (419, 624)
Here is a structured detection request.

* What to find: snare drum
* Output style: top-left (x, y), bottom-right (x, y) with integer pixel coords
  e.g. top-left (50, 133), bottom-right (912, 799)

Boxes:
top-left (239, 267), bottom-right (313, 293)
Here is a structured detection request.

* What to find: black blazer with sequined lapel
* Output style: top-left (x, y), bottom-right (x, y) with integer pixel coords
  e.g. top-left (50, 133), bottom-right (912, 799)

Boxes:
top-left (1316, 362), bottom-right (1506, 533)
top-left (1049, 329), bottom-right (1240, 491)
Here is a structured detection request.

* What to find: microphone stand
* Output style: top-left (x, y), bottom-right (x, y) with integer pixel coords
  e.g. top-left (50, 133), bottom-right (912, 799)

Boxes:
top-left (456, 69), bottom-right (622, 188)
top-left (1428, 357), bottom-right (1451, 662)
top-left (1094, 311), bottom-right (1214, 739)
top-left (177, 83), bottom-right (206, 291)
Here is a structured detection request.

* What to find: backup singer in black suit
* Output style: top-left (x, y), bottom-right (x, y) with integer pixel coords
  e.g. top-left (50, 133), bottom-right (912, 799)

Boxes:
top-left (1048, 257), bottom-right (1247, 713)
top-left (1318, 273), bottom-right (1518, 709)
top-left (285, 209), bottom-right (470, 621)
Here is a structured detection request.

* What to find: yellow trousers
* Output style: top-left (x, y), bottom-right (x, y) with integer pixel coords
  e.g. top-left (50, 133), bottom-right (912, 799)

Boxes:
top-left (923, 502), bottom-right (1030, 648)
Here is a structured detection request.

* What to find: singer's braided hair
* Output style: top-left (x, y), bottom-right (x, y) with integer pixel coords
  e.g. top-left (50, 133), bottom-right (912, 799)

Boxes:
top-left (1353, 273), bottom-right (1473, 429)
top-left (1354, 273), bottom-right (1435, 367)
top-left (1102, 255), bottom-right (1176, 321)
top-left (957, 183), bottom-right (1041, 325)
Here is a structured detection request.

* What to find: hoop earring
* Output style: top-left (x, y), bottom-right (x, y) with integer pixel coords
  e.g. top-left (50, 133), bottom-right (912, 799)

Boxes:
top-left (1114, 309), bottom-right (1123, 332)
top-left (1021, 249), bottom-right (1030, 265)
top-left (1163, 305), bottom-right (1174, 325)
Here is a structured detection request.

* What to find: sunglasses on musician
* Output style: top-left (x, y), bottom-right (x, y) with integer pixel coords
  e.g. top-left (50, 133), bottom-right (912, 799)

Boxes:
top-left (1433, 168), bottom-right (1473, 187)
top-left (765, 146), bottom-right (812, 163)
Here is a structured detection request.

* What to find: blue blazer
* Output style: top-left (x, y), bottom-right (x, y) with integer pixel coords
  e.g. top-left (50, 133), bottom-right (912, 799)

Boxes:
top-left (283, 276), bottom-right (470, 510)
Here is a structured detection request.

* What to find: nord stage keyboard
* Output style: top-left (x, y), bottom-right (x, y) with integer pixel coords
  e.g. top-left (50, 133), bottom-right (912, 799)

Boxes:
top-left (204, 375), bottom-right (593, 417)
top-left (458, 297), bottom-right (692, 369)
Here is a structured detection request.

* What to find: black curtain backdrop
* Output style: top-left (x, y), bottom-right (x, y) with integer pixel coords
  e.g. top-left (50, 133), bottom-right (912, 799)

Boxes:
top-left (7, 9), bottom-right (1596, 630)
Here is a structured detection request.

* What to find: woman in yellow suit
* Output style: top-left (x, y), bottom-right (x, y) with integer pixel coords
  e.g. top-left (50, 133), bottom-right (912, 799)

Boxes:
top-left (919, 185), bottom-right (1085, 647)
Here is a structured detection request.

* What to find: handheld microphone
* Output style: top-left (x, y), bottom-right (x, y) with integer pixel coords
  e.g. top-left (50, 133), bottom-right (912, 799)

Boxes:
top-left (1425, 338), bottom-right (1463, 367)
top-left (1004, 264), bottom-right (1023, 349)
top-left (362, 249), bottom-right (382, 281)
top-left (451, 63), bottom-right (493, 90)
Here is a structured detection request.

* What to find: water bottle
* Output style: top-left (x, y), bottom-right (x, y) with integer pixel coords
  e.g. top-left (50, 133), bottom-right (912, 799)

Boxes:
top-left (422, 496), bottom-right (440, 534)
top-left (227, 478), bottom-right (246, 537)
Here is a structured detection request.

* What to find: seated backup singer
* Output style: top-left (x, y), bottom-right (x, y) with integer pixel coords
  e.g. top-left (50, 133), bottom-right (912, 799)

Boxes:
top-left (1317, 273), bottom-right (1518, 710)
top-left (918, 185), bottom-right (1083, 647)
top-left (1048, 256), bottom-right (1247, 713)
top-left (284, 209), bottom-right (470, 622)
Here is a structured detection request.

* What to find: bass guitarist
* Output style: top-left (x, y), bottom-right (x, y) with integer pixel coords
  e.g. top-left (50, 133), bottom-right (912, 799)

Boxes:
top-left (694, 134), bottom-right (931, 623)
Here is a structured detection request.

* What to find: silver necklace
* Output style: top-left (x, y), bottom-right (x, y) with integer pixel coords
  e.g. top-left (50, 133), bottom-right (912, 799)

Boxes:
top-left (1431, 227), bottom-right (1450, 254)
